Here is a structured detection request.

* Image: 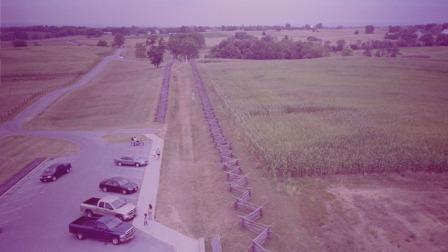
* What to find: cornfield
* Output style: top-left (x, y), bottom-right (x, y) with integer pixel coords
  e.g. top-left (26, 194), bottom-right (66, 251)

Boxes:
top-left (197, 54), bottom-right (448, 176)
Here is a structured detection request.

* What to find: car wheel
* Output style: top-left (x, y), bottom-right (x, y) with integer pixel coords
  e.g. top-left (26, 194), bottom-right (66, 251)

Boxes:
top-left (85, 210), bottom-right (93, 218)
top-left (135, 163), bottom-right (140, 167)
top-left (52, 176), bottom-right (57, 181)
top-left (117, 162), bottom-right (122, 166)
top-left (66, 168), bottom-right (71, 173)
top-left (112, 237), bottom-right (119, 245)
top-left (122, 189), bottom-right (127, 195)
top-left (102, 187), bottom-right (108, 192)
top-left (76, 233), bottom-right (84, 240)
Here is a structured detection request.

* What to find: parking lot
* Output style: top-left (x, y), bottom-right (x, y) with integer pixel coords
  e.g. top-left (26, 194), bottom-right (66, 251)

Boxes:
top-left (0, 133), bottom-right (174, 252)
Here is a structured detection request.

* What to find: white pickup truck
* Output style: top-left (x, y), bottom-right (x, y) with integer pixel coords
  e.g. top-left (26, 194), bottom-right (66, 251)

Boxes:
top-left (80, 196), bottom-right (137, 221)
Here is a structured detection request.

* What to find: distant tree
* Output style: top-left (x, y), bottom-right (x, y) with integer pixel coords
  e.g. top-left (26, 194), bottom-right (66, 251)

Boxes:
top-left (341, 47), bottom-right (353, 56)
top-left (419, 33), bottom-right (434, 46)
top-left (354, 30), bottom-right (359, 35)
top-left (146, 34), bottom-right (158, 46)
top-left (167, 33), bottom-right (204, 60)
top-left (304, 24), bottom-right (311, 30)
top-left (97, 40), bottom-right (108, 47)
top-left (14, 31), bottom-right (28, 40)
top-left (385, 32), bottom-right (399, 40)
top-left (363, 49), bottom-right (372, 57)
top-left (147, 46), bottom-right (165, 67)
top-left (435, 34), bottom-right (448, 46)
top-left (315, 23), bottom-right (323, 29)
top-left (388, 26), bottom-right (401, 33)
top-left (113, 33), bottom-right (125, 47)
top-left (285, 23), bottom-right (292, 30)
top-left (365, 25), bottom-right (375, 34)
top-left (335, 39), bottom-right (346, 51)
top-left (12, 40), bottom-right (27, 47)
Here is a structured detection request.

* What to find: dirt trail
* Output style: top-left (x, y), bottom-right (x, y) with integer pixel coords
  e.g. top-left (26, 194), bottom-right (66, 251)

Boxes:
top-left (156, 62), bottom-right (250, 251)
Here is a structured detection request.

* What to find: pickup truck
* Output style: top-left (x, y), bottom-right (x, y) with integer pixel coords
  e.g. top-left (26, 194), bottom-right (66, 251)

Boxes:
top-left (80, 196), bottom-right (137, 221)
top-left (69, 215), bottom-right (135, 245)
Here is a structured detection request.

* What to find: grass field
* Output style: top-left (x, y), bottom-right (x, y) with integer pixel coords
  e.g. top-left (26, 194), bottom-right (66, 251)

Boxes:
top-left (0, 44), bottom-right (112, 121)
top-left (0, 135), bottom-right (79, 185)
top-left (197, 47), bottom-right (448, 176)
top-left (25, 46), bottom-right (165, 130)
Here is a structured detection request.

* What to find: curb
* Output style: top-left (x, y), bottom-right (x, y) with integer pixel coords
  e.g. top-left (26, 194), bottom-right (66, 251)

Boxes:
top-left (0, 157), bottom-right (47, 197)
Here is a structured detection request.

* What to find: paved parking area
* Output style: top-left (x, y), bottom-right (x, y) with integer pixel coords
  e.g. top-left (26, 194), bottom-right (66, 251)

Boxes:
top-left (0, 134), bottom-right (174, 252)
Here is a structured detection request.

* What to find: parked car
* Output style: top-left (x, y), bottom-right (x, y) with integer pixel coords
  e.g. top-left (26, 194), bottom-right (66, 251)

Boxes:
top-left (80, 196), bottom-right (137, 221)
top-left (114, 156), bottom-right (148, 167)
top-left (99, 177), bottom-right (138, 195)
top-left (40, 162), bottom-right (71, 182)
top-left (69, 215), bottom-right (135, 245)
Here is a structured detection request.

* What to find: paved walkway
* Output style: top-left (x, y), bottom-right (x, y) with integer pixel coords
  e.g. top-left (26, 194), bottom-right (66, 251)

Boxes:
top-left (133, 134), bottom-right (205, 252)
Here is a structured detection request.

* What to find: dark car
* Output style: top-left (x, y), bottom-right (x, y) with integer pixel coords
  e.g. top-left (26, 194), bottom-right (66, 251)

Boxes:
top-left (40, 163), bottom-right (71, 182)
top-left (114, 156), bottom-right (148, 167)
top-left (99, 177), bottom-right (139, 195)
top-left (69, 215), bottom-right (135, 245)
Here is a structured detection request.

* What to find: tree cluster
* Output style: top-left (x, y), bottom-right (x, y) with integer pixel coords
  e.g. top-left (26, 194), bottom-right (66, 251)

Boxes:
top-left (167, 33), bottom-right (205, 60)
top-left (210, 32), bottom-right (327, 60)
top-left (384, 23), bottom-right (448, 47)
top-left (146, 35), bottom-right (166, 67)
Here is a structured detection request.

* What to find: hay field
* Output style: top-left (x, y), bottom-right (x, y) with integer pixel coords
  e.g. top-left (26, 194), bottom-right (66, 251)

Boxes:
top-left (25, 48), bottom-right (165, 130)
top-left (197, 47), bottom-right (448, 176)
top-left (0, 44), bottom-right (112, 121)
top-left (0, 135), bottom-right (78, 184)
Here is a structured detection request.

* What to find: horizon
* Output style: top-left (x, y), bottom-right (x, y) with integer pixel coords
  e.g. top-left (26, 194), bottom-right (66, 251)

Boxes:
top-left (2, 0), bottom-right (448, 28)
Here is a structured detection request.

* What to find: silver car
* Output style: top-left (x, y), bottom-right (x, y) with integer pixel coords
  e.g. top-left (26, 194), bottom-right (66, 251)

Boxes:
top-left (114, 156), bottom-right (148, 167)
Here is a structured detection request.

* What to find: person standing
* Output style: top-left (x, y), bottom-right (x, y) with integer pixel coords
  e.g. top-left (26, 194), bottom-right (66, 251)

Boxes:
top-left (144, 213), bottom-right (148, 226)
top-left (156, 148), bottom-right (161, 160)
top-left (147, 204), bottom-right (153, 226)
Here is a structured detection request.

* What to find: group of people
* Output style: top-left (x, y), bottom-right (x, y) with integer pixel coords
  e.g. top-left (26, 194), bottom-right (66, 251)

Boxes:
top-left (131, 136), bottom-right (143, 146)
top-left (144, 203), bottom-right (153, 226)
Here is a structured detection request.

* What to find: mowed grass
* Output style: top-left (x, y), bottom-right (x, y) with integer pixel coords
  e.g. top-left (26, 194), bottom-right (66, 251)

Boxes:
top-left (0, 44), bottom-right (112, 120)
top-left (25, 51), bottom-right (165, 130)
top-left (0, 135), bottom-right (78, 185)
top-left (198, 47), bottom-right (448, 175)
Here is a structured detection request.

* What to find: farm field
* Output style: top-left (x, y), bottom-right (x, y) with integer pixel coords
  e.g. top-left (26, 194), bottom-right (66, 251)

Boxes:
top-left (0, 43), bottom-right (112, 122)
top-left (189, 47), bottom-right (448, 251)
top-left (25, 48), bottom-right (165, 130)
top-left (0, 135), bottom-right (78, 185)
top-left (197, 47), bottom-right (448, 176)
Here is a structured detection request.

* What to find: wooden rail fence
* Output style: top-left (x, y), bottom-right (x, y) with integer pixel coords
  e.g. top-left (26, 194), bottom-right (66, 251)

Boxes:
top-left (190, 60), bottom-right (272, 252)
top-left (154, 60), bottom-right (174, 123)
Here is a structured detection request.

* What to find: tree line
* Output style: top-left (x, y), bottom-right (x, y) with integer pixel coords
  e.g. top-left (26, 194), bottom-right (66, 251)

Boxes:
top-left (210, 32), bottom-right (328, 60)
top-left (135, 32), bottom-right (206, 67)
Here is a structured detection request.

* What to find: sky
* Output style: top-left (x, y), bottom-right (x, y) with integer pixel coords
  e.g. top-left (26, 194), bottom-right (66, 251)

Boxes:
top-left (1, 0), bottom-right (448, 27)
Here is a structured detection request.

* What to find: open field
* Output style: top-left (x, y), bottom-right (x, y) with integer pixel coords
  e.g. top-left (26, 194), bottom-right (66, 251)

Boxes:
top-left (189, 46), bottom-right (448, 251)
top-left (197, 47), bottom-right (448, 176)
top-left (25, 49), bottom-right (165, 130)
top-left (0, 135), bottom-right (79, 185)
top-left (0, 44), bottom-right (112, 121)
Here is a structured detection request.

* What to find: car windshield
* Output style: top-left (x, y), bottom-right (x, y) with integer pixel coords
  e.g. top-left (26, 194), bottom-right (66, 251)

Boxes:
top-left (110, 198), bottom-right (127, 209)
top-left (121, 157), bottom-right (132, 160)
top-left (43, 166), bottom-right (56, 173)
top-left (99, 216), bottom-right (121, 229)
top-left (115, 178), bottom-right (130, 186)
